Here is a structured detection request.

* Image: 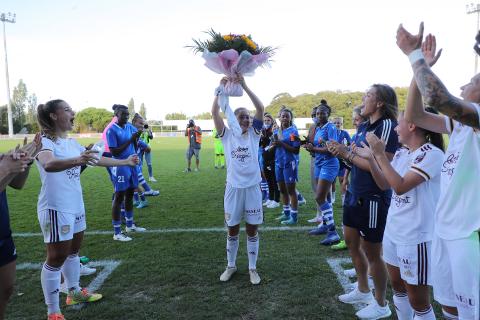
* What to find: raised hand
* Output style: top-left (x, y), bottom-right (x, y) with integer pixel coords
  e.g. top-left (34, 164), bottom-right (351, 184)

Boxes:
top-left (422, 33), bottom-right (442, 67)
top-left (396, 22), bottom-right (424, 56)
top-left (327, 140), bottom-right (348, 158)
top-left (353, 142), bottom-right (373, 159)
top-left (20, 133), bottom-right (42, 158)
top-left (365, 132), bottom-right (386, 155)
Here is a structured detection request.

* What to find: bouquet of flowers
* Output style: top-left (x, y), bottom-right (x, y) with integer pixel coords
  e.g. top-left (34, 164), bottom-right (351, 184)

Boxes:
top-left (189, 29), bottom-right (275, 96)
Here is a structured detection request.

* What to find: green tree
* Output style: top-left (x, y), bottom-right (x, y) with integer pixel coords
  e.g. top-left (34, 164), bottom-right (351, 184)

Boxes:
top-left (193, 112), bottom-right (212, 120)
top-left (139, 103), bottom-right (146, 119)
top-left (74, 107), bottom-right (113, 133)
top-left (11, 79), bottom-right (28, 132)
top-left (128, 98), bottom-right (135, 118)
top-left (165, 112), bottom-right (187, 120)
top-left (0, 105), bottom-right (7, 134)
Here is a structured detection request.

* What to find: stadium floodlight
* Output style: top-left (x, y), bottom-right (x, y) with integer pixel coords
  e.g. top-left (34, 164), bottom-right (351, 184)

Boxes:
top-left (1, 12), bottom-right (15, 137)
top-left (467, 3), bottom-right (480, 75)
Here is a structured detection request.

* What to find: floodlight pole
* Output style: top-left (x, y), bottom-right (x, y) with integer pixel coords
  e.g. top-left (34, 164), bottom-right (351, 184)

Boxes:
top-left (1, 12), bottom-right (15, 137)
top-left (467, 3), bottom-right (480, 75)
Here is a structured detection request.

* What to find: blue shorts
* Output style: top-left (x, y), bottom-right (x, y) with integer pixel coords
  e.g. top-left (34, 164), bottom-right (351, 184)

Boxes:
top-left (314, 159), bottom-right (339, 182)
top-left (111, 166), bottom-right (138, 192)
top-left (275, 161), bottom-right (298, 184)
top-left (0, 236), bottom-right (16, 267)
top-left (342, 191), bottom-right (390, 243)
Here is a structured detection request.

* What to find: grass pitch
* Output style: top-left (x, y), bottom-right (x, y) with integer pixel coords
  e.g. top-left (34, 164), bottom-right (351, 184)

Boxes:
top-left (3, 137), bottom-right (392, 319)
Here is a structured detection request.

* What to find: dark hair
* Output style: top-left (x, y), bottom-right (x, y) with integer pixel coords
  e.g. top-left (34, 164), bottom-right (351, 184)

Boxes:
top-left (37, 99), bottom-right (66, 138)
top-left (353, 105), bottom-right (366, 120)
top-left (112, 104), bottom-right (128, 116)
top-left (317, 99), bottom-right (331, 117)
top-left (132, 113), bottom-right (143, 124)
top-left (422, 107), bottom-right (445, 152)
top-left (371, 84), bottom-right (398, 120)
top-left (279, 107), bottom-right (294, 128)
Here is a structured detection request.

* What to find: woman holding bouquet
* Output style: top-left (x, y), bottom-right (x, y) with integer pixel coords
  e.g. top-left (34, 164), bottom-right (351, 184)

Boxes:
top-left (212, 76), bottom-right (264, 285)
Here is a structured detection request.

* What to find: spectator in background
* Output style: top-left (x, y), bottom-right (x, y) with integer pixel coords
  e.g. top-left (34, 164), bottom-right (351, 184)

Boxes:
top-left (140, 122), bottom-right (157, 182)
top-left (185, 119), bottom-right (202, 172)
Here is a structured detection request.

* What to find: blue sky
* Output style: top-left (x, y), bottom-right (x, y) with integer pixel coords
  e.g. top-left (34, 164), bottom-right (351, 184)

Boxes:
top-left (0, 0), bottom-right (476, 120)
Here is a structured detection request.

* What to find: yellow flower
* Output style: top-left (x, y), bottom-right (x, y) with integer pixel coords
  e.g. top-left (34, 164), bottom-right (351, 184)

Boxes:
top-left (223, 35), bottom-right (232, 41)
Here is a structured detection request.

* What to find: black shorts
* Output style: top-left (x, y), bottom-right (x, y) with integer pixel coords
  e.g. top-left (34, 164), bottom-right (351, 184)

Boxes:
top-left (343, 191), bottom-right (390, 243)
top-left (0, 237), bottom-right (17, 267)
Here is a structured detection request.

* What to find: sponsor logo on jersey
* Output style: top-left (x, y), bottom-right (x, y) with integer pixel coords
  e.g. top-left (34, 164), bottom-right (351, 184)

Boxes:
top-left (413, 152), bottom-right (426, 164)
top-left (66, 166), bottom-right (81, 180)
top-left (455, 294), bottom-right (475, 307)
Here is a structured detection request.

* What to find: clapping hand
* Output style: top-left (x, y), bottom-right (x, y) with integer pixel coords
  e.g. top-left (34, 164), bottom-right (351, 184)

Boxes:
top-left (126, 154), bottom-right (140, 167)
top-left (327, 140), bottom-right (348, 158)
top-left (422, 33), bottom-right (442, 67)
top-left (396, 22), bottom-right (424, 56)
top-left (20, 133), bottom-right (42, 158)
top-left (1, 147), bottom-right (31, 174)
top-left (351, 142), bottom-right (373, 160)
top-left (78, 149), bottom-right (99, 167)
top-left (365, 133), bottom-right (386, 155)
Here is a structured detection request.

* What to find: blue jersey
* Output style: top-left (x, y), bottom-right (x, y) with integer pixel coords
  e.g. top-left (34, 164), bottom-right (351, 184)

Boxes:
top-left (274, 126), bottom-right (300, 168)
top-left (313, 122), bottom-right (338, 165)
top-left (106, 123), bottom-right (137, 160)
top-left (0, 191), bottom-right (11, 240)
top-left (350, 117), bottom-right (399, 198)
top-left (337, 129), bottom-right (352, 146)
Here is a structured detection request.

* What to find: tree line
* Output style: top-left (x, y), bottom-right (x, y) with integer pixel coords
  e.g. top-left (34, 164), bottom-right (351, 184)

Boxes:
top-left (0, 80), bottom-right (149, 134)
top-left (165, 87), bottom-right (408, 129)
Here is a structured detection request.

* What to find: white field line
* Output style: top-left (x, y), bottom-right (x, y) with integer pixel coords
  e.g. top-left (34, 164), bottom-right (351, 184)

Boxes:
top-left (326, 257), bottom-right (367, 311)
top-left (13, 226), bottom-right (313, 238)
top-left (17, 259), bottom-right (121, 311)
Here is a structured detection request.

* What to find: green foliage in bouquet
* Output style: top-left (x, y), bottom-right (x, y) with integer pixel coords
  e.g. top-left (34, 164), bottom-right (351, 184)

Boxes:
top-left (189, 29), bottom-right (275, 57)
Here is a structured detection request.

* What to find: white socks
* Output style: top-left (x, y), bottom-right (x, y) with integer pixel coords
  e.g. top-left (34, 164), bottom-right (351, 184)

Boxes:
top-left (61, 254), bottom-right (81, 292)
top-left (226, 235), bottom-right (239, 268)
top-left (41, 263), bottom-right (61, 314)
top-left (247, 234), bottom-right (259, 270)
top-left (414, 305), bottom-right (436, 319)
top-left (393, 291), bottom-right (414, 320)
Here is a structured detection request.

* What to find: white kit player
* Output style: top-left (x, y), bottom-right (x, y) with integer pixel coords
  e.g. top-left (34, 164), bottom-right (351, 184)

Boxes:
top-left (211, 76), bottom-right (264, 285)
top-left (398, 25), bottom-right (480, 319)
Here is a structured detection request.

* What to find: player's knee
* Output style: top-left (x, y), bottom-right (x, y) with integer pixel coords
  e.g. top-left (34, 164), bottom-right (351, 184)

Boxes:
top-left (0, 284), bottom-right (14, 302)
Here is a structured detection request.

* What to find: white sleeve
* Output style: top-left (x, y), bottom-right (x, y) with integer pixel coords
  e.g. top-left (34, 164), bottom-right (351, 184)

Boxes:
top-left (38, 137), bottom-right (55, 154)
top-left (410, 148), bottom-right (444, 181)
top-left (219, 126), bottom-right (230, 143)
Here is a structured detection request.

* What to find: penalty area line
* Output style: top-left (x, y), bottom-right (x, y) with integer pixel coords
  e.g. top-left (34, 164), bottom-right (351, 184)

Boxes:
top-left (13, 225), bottom-right (313, 238)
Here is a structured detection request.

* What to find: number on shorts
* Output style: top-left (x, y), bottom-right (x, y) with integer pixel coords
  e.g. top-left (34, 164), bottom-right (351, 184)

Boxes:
top-left (117, 176), bottom-right (125, 183)
top-left (111, 167), bottom-right (117, 176)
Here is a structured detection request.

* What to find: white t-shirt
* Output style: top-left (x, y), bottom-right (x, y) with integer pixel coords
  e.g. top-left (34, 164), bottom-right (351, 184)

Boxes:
top-left (220, 126), bottom-right (261, 188)
top-left (435, 103), bottom-right (480, 240)
top-left (36, 137), bottom-right (86, 214)
top-left (384, 144), bottom-right (443, 245)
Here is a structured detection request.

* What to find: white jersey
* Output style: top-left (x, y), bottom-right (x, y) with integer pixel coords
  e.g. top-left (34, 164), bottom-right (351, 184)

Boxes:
top-left (435, 104), bottom-right (480, 240)
top-left (36, 137), bottom-right (86, 214)
top-left (384, 144), bottom-right (443, 245)
top-left (220, 126), bottom-right (262, 188)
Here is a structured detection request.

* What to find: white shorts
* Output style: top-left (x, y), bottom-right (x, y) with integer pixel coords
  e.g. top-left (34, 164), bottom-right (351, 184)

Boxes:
top-left (224, 183), bottom-right (263, 227)
top-left (383, 234), bottom-right (431, 286)
top-left (38, 209), bottom-right (86, 243)
top-left (432, 232), bottom-right (480, 320)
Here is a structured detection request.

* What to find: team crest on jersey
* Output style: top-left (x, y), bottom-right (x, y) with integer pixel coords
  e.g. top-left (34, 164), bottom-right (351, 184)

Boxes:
top-left (61, 225), bottom-right (70, 234)
top-left (413, 152), bottom-right (426, 164)
top-left (402, 269), bottom-right (414, 279)
top-left (225, 213), bottom-right (231, 221)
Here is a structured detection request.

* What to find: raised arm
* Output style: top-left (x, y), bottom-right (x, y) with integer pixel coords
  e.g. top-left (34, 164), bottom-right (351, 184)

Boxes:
top-left (397, 23), bottom-right (480, 130)
top-left (239, 76), bottom-right (264, 121)
top-left (212, 79), bottom-right (226, 133)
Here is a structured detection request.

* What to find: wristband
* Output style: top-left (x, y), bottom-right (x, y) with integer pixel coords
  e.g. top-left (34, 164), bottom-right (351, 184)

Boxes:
top-left (408, 48), bottom-right (424, 65)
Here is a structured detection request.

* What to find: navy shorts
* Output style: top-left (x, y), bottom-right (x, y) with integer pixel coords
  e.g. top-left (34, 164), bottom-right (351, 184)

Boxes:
top-left (111, 166), bottom-right (138, 192)
top-left (0, 237), bottom-right (17, 267)
top-left (275, 161), bottom-right (298, 184)
top-left (343, 191), bottom-right (390, 243)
